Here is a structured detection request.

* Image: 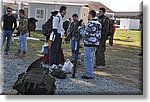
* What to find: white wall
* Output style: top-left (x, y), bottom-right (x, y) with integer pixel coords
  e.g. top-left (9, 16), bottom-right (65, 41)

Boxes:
top-left (80, 6), bottom-right (89, 24)
top-left (129, 19), bottom-right (140, 29)
top-left (29, 3), bottom-right (82, 30)
top-left (29, 3), bottom-right (55, 30)
top-left (119, 18), bottom-right (130, 29)
top-left (116, 18), bottom-right (140, 30)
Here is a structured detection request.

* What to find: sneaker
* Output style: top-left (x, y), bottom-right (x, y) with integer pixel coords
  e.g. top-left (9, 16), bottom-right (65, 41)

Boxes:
top-left (81, 75), bottom-right (93, 79)
top-left (5, 51), bottom-right (9, 55)
top-left (58, 64), bottom-right (63, 68)
top-left (96, 66), bottom-right (105, 69)
top-left (78, 62), bottom-right (81, 65)
top-left (51, 64), bottom-right (58, 69)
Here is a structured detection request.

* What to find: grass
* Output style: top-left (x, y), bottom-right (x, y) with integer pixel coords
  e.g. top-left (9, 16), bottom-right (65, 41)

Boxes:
top-left (7, 29), bottom-right (142, 89)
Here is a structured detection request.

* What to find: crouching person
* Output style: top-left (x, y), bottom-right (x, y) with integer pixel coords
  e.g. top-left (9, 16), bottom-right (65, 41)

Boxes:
top-left (16, 9), bottom-right (28, 58)
top-left (81, 10), bottom-right (101, 79)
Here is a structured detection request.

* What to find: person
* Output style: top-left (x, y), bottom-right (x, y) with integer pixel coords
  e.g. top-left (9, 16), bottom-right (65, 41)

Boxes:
top-left (109, 19), bottom-right (116, 46)
top-left (49, 6), bottom-right (67, 67)
top-left (81, 10), bottom-right (101, 79)
top-left (1, 7), bottom-right (17, 55)
top-left (95, 7), bottom-right (110, 69)
top-left (67, 14), bottom-right (81, 65)
top-left (16, 9), bottom-right (28, 58)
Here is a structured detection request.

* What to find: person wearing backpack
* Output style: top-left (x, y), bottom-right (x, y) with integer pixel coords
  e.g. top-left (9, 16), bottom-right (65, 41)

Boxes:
top-left (81, 10), bottom-right (101, 79)
top-left (42, 11), bottom-right (58, 42)
top-left (49, 6), bottom-right (67, 67)
top-left (95, 7), bottom-right (110, 69)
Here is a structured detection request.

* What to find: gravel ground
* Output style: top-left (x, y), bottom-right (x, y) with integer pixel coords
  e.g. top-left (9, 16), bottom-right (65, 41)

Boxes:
top-left (1, 54), bottom-right (142, 95)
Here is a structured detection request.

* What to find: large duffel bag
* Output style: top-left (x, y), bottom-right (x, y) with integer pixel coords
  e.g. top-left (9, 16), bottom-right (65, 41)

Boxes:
top-left (13, 59), bottom-right (56, 95)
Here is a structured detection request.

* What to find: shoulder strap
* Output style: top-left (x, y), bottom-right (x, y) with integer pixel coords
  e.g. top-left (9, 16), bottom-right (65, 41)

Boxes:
top-left (55, 16), bottom-right (60, 27)
top-left (102, 16), bottom-right (109, 24)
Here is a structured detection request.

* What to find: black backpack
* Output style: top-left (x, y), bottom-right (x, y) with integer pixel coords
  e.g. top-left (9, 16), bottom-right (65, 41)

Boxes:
top-left (28, 17), bottom-right (38, 31)
top-left (42, 16), bottom-right (60, 39)
top-left (13, 59), bottom-right (56, 95)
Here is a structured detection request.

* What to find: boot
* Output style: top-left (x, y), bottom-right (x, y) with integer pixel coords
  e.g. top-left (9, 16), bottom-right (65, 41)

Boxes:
top-left (21, 51), bottom-right (27, 58)
top-left (14, 50), bottom-right (21, 56)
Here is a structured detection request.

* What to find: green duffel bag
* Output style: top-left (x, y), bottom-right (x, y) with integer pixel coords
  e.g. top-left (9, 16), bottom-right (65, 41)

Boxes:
top-left (13, 60), bottom-right (56, 95)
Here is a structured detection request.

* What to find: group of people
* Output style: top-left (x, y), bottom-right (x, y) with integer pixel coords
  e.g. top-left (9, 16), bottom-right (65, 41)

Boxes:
top-left (1, 7), bottom-right (28, 58)
top-left (47, 6), bottom-right (115, 79)
top-left (1, 6), bottom-right (116, 79)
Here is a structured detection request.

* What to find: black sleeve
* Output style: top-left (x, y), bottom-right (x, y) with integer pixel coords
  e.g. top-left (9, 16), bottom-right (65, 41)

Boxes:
top-left (1, 15), bottom-right (4, 29)
top-left (13, 17), bottom-right (17, 31)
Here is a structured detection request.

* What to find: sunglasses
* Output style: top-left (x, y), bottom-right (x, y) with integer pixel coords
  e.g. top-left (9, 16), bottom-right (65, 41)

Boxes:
top-left (7, 10), bottom-right (12, 12)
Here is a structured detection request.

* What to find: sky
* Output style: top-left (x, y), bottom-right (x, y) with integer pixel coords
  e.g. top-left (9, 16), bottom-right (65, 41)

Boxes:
top-left (89, 0), bottom-right (143, 12)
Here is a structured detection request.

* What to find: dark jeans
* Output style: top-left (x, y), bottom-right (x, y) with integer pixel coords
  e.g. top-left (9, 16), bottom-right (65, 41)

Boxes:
top-left (1, 30), bottom-right (13, 52)
top-left (95, 34), bottom-right (108, 66)
top-left (49, 33), bottom-right (62, 66)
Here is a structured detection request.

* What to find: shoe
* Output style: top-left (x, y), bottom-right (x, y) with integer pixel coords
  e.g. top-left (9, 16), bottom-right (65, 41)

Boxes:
top-left (51, 64), bottom-right (58, 69)
top-left (58, 64), bottom-right (63, 68)
top-left (14, 50), bottom-right (21, 56)
top-left (70, 60), bottom-right (74, 63)
top-left (5, 51), bottom-right (9, 55)
top-left (81, 75), bottom-right (93, 79)
top-left (78, 62), bottom-right (81, 65)
top-left (96, 66), bottom-right (105, 69)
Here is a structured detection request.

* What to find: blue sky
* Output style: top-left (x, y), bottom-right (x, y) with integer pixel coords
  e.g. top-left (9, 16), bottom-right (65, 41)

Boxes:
top-left (89, 0), bottom-right (142, 12)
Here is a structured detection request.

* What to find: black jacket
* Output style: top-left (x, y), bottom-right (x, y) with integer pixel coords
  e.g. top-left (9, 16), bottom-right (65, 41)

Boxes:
top-left (2, 14), bottom-right (17, 31)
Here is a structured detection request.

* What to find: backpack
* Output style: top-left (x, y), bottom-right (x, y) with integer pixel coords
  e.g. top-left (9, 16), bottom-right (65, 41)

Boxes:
top-left (42, 16), bottom-right (60, 39)
top-left (28, 17), bottom-right (38, 31)
top-left (98, 16), bottom-right (114, 36)
top-left (13, 59), bottom-right (56, 95)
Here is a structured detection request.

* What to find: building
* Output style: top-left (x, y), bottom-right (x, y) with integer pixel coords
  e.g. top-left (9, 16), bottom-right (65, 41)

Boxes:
top-left (28, 0), bottom-right (113, 30)
top-left (114, 12), bottom-right (141, 30)
top-left (2, 0), bottom-right (114, 30)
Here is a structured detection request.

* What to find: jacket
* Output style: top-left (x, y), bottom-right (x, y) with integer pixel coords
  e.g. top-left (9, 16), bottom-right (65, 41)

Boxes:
top-left (18, 16), bottom-right (28, 35)
top-left (83, 18), bottom-right (101, 47)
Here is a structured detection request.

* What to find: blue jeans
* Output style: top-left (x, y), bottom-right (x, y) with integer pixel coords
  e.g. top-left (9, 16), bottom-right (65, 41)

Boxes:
top-left (84, 46), bottom-right (96, 78)
top-left (18, 34), bottom-right (27, 52)
top-left (70, 38), bottom-right (81, 62)
top-left (1, 30), bottom-right (13, 52)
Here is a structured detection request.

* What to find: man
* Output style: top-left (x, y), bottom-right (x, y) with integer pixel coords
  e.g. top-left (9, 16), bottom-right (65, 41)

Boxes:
top-left (1, 7), bottom-right (17, 55)
top-left (95, 7), bottom-right (110, 68)
top-left (81, 10), bottom-right (101, 79)
top-left (16, 9), bottom-right (28, 58)
top-left (67, 14), bottom-right (81, 65)
top-left (49, 6), bottom-right (67, 67)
